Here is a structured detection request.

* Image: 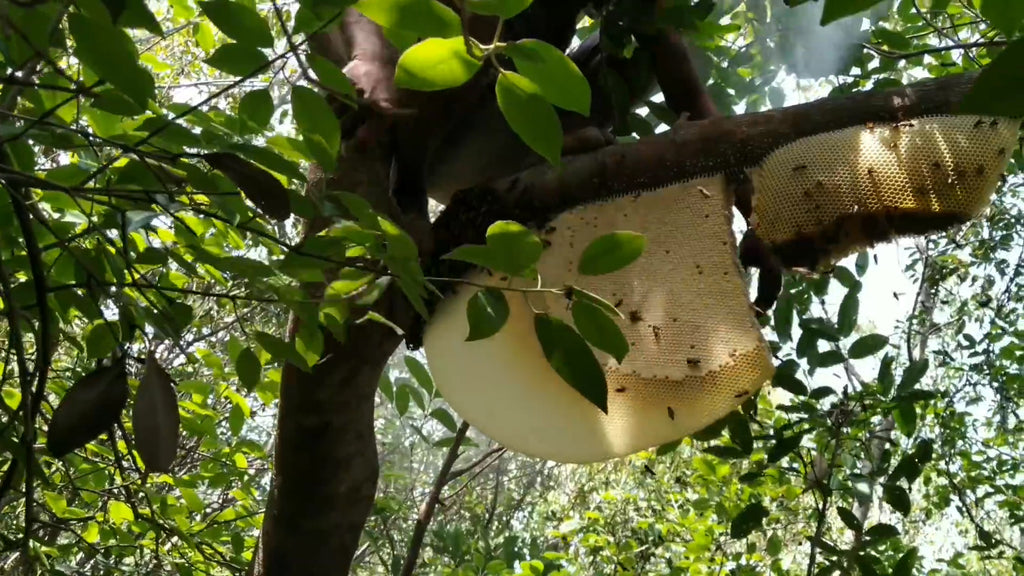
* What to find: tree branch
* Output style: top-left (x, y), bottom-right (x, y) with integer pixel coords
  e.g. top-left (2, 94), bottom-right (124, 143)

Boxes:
top-left (399, 421), bottom-right (470, 576)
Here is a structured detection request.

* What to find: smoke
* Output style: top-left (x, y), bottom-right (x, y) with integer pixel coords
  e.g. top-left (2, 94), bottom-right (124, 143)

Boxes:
top-left (774, 0), bottom-right (884, 79)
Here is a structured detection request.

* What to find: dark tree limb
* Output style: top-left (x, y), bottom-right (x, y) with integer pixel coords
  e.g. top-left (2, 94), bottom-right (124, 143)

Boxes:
top-left (399, 421), bottom-right (470, 576)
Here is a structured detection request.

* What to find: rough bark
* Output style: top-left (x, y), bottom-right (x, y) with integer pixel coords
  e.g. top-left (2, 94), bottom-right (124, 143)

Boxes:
top-left (258, 71), bottom-right (980, 575)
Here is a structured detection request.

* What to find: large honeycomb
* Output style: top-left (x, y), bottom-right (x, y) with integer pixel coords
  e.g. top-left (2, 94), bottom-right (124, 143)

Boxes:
top-left (424, 177), bottom-right (774, 463)
top-left (750, 115), bottom-right (1021, 267)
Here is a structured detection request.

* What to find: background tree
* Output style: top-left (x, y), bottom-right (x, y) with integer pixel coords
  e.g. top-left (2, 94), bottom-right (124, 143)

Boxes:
top-left (0, 1), bottom-right (1021, 576)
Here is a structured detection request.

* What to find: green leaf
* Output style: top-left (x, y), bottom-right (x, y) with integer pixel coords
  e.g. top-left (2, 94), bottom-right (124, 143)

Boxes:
top-left (495, 71), bottom-right (562, 165)
top-left (506, 39), bottom-right (590, 115)
top-left (571, 299), bottom-right (628, 363)
top-left (836, 290), bottom-right (859, 337)
top-left (430, 407), bottom-right (459, 432)
top-left (961, 37), bottom-right (1024, 116)
top-left (236, 347), bottom-right (262, 392)
top-left (465, 288), bottom-right (510, 342)
top-left (979, 0), bottom-right (1024, 38)
top-left (855, 250), bottom-right (870, 276)
top-left (767, 432), bottom-right (804, 463)
top-left (892, 547), bottom-right (919, 576)
top-left (771, 371), bottom-right (808, 396)
top-left (466, 0), bottom-right (532, 18)
top-left (68, 12), bottom-right (155, 107)
top-left (882, 482), bottom-right (912, 517)
top-left (199, 0), bottom-right (274, 48)
top-left (107, 500), bottom-right (134, 524)
top-left (326, 268), bottom-right (377, 296)
top-left (820, 0), bottom-right (886, 25)
top-left (877, 353), bottom-right (895, 396)
top-left (773, 293), bottom-right (794, 343)
top-left (836, 506), bottom-right (863, 532)
top-left (893, 401), bottom-right (917, 437)
top-left (85, 321), bottom-right (121, 359)
top-left (730, 502), bottom-right (769, 539)
top-left (897, 358), bottom-right (929, 395)
top-left (814, 350), bottom-right (846, 369)
top-left (395, 37), bottom-right (481, 91)
top-left (355, 0), bottom-right (462, 38)
top-left (238, 88), bottom-right (274, 130)
top-left (577, 232), bottom-right (646, 276)
top-left (485, 221), bottom-right (543, 276)
top-left (848, 334), bottom-right (888, 359)
top-left (534, 313), bottom-right (607, 413)
top-left (202, 152), bottom-right (291, 220)
top-left (117, 0), bottom-right (163, 36)
top-left (864, 522), bottom-right (901, 541)
top-left (570, 287), bottom-right (624, 319)
top-left (292, 85), bottom-right (341, 170)
top-left (205, 42), bottom-right (270, 77)
top-left (726, 414), bottom-right (753, 455)
top-left (308, 53), bottom-right (357, 99)
top-left (404, 356), bottom-right (435, 396)
top-left (254, 331), bottom-right (310, 372)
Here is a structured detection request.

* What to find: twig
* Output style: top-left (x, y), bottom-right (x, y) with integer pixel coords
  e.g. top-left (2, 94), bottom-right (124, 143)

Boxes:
top-left (399, 421), bottom-right (470, 576)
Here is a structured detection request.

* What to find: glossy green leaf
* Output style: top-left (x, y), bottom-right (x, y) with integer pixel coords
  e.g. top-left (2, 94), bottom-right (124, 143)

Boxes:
top-left (238, 88), bottom-right (274, 129)
top-left (571, 299), bottom-right (628, 363)
top-left (205, 42), bottom-right (270, 77)
top-left (308, 53), bottom-right (357, 99)
top-left (979, 0), bottom-right (1024, 38)
top-left (395, 37), bottom-right (481, 91)
top-left (848, 334), bottom-right (888, 359)
top-left (199, 0), bottom-right (274, 48)
top-left (485, 221), bottom-right (543, 276)
top-left (892, 547), bottom-right (919, 576)
top-left (85, 321), bottom-right (122, 359)
top-left (726, 414), bottom-right (753, 454)
top-left (68, 12), bottom-right (155, 107)
top-left (327, 268), bottom-right (377, 296)
top-left (404, 356), bottom-right (435, 396)
top-left (466, 0), bottom-right (532, 18)
top-left (495, 71), bottom-right (562, 165)
top-left (430, 407), bottom-right (458, 432)
top-left (534, 313), bottom-right (607, 413)
top-left (506, 39), bottom-right (590, 115)
top-left (236, 347), bottom-right (262, 392)
top-left (202, 152), bottom-right (291, 220)
top-left (836, 290), bottom-right (859, 337)
top-left (894, 401), bottom-right (917, 437)
top-left (577, 232), bottom-right (646, 276)
top-left (836, 506), bottom-right (863, 532)
top-left (897, 358), bottom-right (929, 395)
top-left (961, 37), bottom-right (1024, 116)
top-left (820, 0), bottom-right (886, 25)
top-left (355, 0), bottom-right (461, 38)
top-left (465, 288), bottom-right (510, 342)
top-left (292, 85), bottom-right (341, 170)
top-left (814, 350), bottom-right (846, 368)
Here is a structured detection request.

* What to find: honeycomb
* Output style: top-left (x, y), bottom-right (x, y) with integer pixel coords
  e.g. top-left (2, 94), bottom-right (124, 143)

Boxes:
top-left (424, 176), bottom-right (774, 463)
top-left (750, 115), bottom-right (1021, 267)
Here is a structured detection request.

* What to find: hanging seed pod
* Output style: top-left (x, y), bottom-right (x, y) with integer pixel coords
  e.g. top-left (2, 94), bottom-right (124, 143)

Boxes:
top-left (132, 351), bottom-right (181, 473)
top-left (47, 359), bottom-right (129, 457)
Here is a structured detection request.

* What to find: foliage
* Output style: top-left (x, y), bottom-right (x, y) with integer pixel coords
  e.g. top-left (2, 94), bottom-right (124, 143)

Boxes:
top-left (0, 0), bottom-right (1021, 575)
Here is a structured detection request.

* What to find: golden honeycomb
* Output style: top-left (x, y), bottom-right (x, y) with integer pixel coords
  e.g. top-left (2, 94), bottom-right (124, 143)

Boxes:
top-left (424, 176), bottom-right (774, 463)
top-left (750, 115), bottom-right (1021, 266)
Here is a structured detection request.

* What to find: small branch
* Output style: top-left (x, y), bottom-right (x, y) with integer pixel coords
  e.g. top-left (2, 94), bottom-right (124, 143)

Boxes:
top-left (446, 446), bottom-right (505, 483)
top-left (861, 39), bottom-right (1007, 61)
top-left (399, 421), bottom-right (470, 576)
